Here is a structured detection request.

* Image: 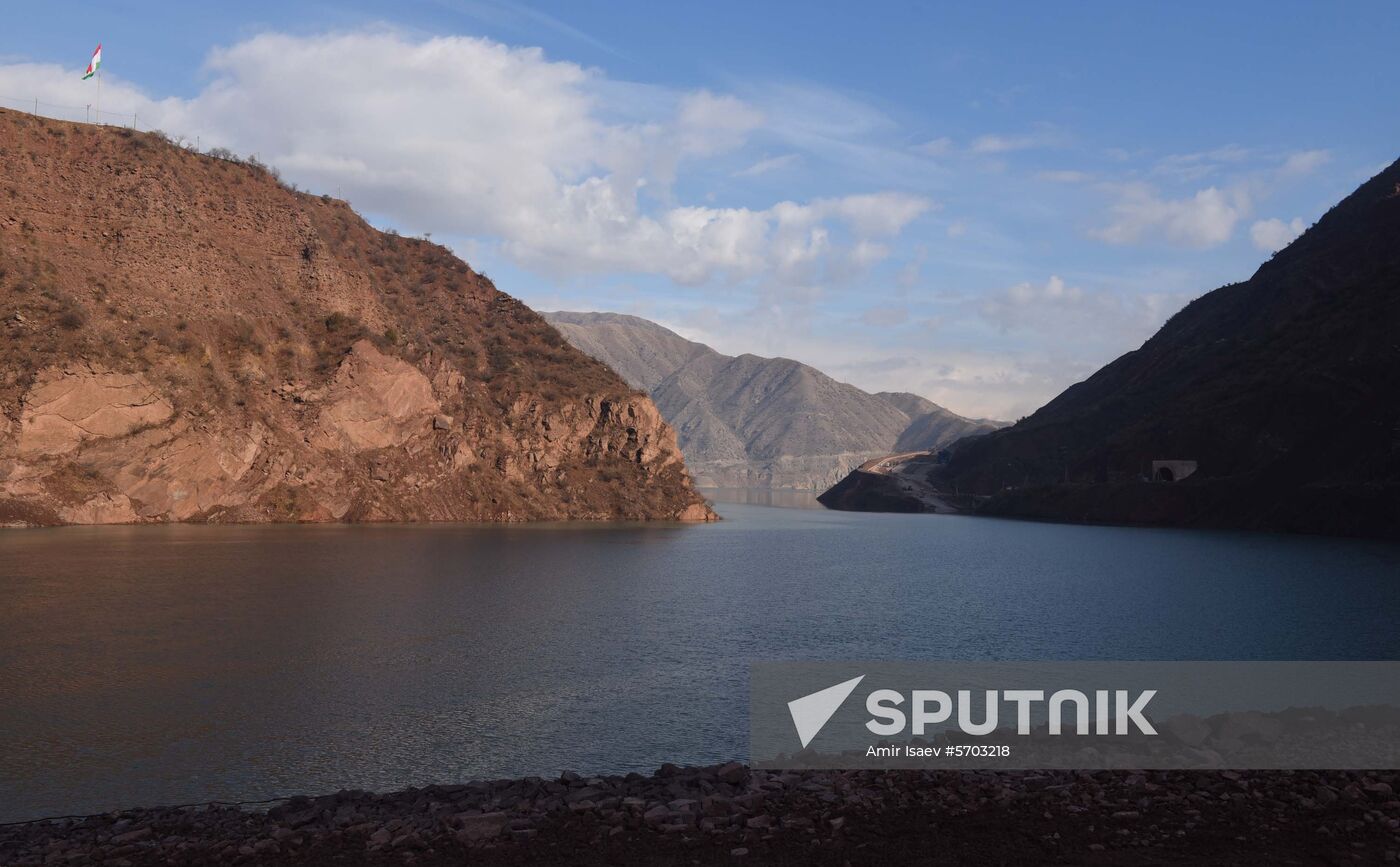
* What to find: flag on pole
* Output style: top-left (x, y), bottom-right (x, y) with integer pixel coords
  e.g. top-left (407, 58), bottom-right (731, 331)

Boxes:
top-left (82, 44), bottom-right (102, 80)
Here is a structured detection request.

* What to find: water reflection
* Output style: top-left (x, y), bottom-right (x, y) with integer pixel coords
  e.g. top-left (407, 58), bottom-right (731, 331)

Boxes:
top-left (699, 487), bottom-right (824, 509)
top-left (1, 506), bottom-right (1397, 820)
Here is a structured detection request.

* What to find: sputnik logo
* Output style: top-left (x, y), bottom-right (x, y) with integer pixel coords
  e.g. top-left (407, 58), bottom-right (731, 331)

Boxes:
top-left (787, 675), bottom-right (865, 748)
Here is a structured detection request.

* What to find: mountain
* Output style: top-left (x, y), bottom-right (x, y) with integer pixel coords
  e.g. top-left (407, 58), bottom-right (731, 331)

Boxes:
top-left (823, 159), bottom-right (1400, 539)
top-left (539, 312), bottom-right (712, 392)
top-left (0, 108), bottom-right (713, 526)
top-left (544, 312), bottom-right (1003, 489)
top-left (874, 392), bottom-right (1004, 453)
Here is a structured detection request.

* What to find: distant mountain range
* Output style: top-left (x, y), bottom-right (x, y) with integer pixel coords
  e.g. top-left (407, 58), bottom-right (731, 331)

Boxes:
top-left (823, 158), bottom-right (1400, 539)
top-left (544, 312), bottom-right (1003, 489)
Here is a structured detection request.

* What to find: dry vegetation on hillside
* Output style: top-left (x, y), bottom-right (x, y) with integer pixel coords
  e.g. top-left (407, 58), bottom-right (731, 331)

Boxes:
top-left (0, 109), bottom-right (712, 525)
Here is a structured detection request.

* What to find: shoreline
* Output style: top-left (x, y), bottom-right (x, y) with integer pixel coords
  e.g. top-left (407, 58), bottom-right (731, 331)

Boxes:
top-left (4, 765), bottom-right (1397, 866)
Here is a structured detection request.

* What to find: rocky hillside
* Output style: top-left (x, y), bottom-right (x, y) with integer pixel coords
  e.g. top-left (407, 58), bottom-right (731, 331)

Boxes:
top-left (825, 159), bottom-right (1400, 539)
top-left (544, 312), bottom-right (1002, 489)
top-left (0, 109), bottom-right (714, 525)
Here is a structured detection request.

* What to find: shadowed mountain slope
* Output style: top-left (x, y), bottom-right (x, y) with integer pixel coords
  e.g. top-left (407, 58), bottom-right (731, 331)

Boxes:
top-left (824, 159), bottom-right (1400, 538)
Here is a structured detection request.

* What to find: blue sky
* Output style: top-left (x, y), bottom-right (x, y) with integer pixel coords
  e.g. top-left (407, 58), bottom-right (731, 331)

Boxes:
top-left (3, 1), bottom-right (1396, 417)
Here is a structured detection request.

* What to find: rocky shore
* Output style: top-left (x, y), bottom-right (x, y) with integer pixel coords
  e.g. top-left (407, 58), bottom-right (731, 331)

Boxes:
top-left (4, 765), bottom-right (1398, 866)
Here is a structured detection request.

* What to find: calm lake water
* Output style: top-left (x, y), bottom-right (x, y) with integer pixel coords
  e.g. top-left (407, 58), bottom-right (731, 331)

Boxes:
top-left (2, 497), bottom-right (1398, 821)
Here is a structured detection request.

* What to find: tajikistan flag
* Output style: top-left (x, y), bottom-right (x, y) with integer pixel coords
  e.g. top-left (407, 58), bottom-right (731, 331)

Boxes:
top-left (82, 44), bottom-right (101, 80)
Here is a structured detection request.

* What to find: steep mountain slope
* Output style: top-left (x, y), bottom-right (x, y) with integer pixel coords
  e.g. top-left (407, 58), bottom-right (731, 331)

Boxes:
top-left (826, 160), bottom-right (1400, 538)
top-left (0, 109), bottom-right (713, 525)
top-left (542, 312), bottom-right (713, 391)
top-left (874, 392), bottom-right (1003, 453)
top-left (873, 391), bottom-right (941, 418)
top-left (545, 312), bottom-right (1002, 488)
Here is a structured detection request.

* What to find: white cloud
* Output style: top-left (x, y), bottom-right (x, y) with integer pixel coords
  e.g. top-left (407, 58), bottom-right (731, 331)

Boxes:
top-left (1092, 146), bottom-right (1329, 250)
top-left (1151, 145), bottom-right (1252, 181)
top-left (1278, 149), bottom-right (1330, 177)
top-left (978, 274), bottom-right (1189, 342)
top-left (1151, 146), bottom-right (1330, 185)
top-left (0, 30), bottom-right (926, 288)
top-left (817, 192), bottom-right (932, 236)
top-left (1249, 217), bottom-right (1306, 252)
top-left (969, 128), bottom-right (1063, 154)
top-left (833, 349), bottom-right (1091, 421)
top-left (1092, 183), bottom-right (1250, 248)
top-left (914, 136), bottom-right (954, 157)
top-left (672, 90), bottom-right (764, 158)
top-left (979, 275), bottom-right (1082, 328)
top-left (733, 153), bottom-right (800, 177)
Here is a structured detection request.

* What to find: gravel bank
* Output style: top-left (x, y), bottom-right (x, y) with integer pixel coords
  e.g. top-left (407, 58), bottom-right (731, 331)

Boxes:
top-left (3, 765), bottom-right (1398, 865)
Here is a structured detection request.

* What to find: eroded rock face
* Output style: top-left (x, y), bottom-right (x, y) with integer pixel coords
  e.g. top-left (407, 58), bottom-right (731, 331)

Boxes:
top-left (312, 341), bottom-right (441, 451)
top-left (58, 492), bottom-right (139, 524)
top-left (97, 421), bottom-right (268, 520)
top-left (17, 368), bottom-right (174, 457)
top-left (0, 354), bottom-right (714, 526)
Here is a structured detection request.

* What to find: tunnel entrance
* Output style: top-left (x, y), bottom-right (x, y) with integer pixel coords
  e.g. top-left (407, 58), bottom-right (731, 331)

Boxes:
top-left (1150, 460), bottom-right (1197, 482)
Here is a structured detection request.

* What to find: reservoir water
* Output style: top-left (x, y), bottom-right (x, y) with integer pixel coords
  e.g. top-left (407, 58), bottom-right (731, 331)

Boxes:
top-left (2, 497), bottom-right (1398, 821)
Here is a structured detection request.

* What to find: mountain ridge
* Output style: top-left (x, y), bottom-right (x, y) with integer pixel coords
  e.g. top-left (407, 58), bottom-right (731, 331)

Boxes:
top-left (545, 311), bottom-right (1003, 489)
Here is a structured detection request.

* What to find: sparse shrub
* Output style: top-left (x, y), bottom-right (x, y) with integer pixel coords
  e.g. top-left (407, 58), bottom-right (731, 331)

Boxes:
top-left (228, 317), bottom-right (262, 354)
top-left (58, 308), bottom-right (86, 330)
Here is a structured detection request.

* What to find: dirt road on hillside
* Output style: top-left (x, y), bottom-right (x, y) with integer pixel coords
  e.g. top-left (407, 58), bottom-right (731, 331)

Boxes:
top-left (857, 452), bottom-right (960, 513)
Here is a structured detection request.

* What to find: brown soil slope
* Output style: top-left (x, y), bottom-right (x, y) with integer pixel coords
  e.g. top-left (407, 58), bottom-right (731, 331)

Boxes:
top-left (0, 109), bottom-right (713, 525)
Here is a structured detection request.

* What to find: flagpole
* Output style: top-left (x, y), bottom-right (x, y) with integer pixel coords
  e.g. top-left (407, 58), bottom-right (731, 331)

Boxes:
top-left (96, 65), bottom-right (101, 125)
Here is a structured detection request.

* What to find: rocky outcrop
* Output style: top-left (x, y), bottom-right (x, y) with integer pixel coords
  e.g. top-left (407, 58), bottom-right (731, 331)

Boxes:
top-left (17, 368), bottom-right (174, 457)
top-left (0, 351), bottom-right (708, 526)
top-left (0, 109), bottom-right (713, 526)
top-left (311, 342), bottom-right (441, 451)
